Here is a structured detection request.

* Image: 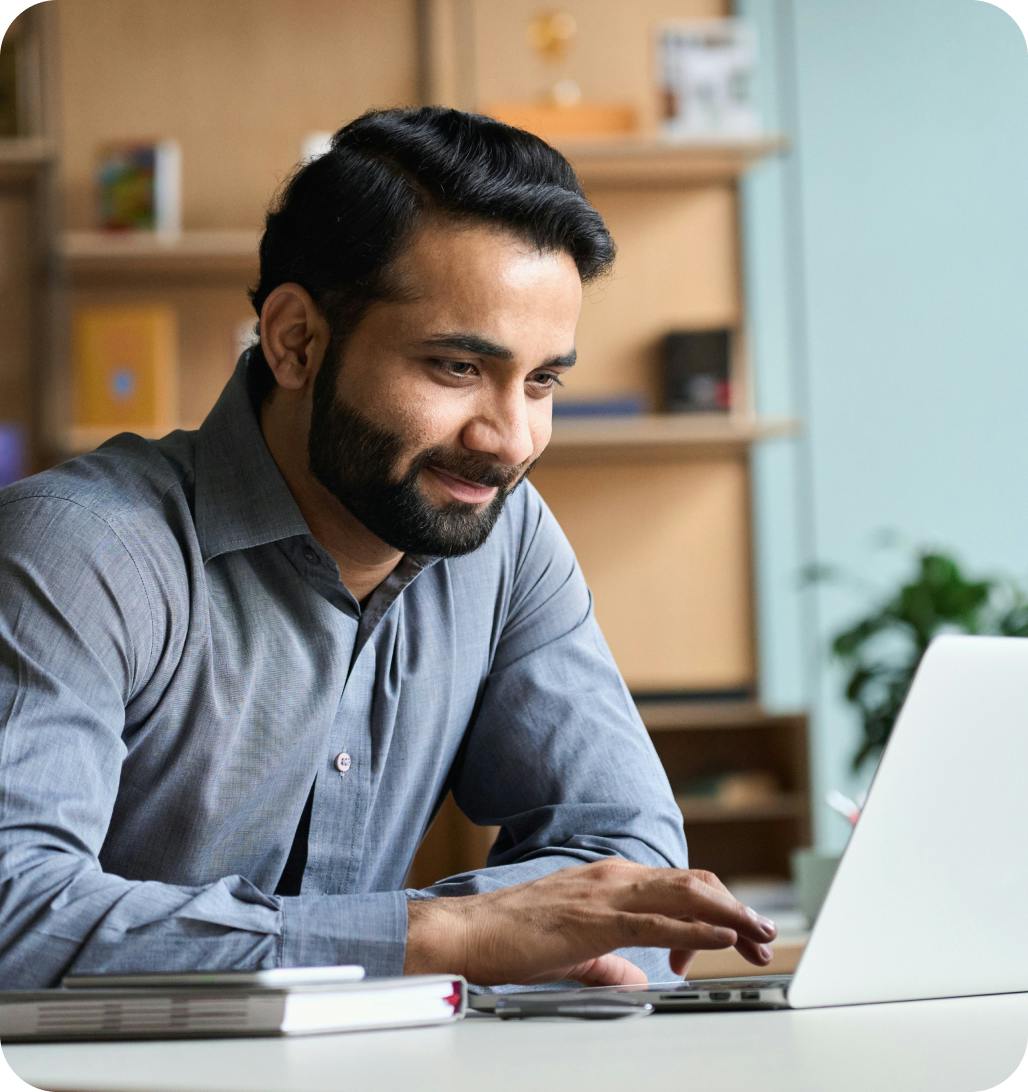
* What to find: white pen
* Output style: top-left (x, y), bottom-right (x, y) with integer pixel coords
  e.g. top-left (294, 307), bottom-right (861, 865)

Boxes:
top-left (826, 789), bottom-right (861, 825)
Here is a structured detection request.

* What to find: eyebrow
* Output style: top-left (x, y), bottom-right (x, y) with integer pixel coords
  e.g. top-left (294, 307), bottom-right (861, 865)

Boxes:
top-left (419, 332), bottom-right (577, 369)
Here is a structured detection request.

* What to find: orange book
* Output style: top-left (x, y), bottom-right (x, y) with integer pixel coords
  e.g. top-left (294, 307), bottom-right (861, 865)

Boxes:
top-left (71, 306), bottom-right (177, 431)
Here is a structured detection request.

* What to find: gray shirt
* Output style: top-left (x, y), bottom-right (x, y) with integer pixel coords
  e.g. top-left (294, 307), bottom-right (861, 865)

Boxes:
top-left (0, 355), bottom-right (688, 989)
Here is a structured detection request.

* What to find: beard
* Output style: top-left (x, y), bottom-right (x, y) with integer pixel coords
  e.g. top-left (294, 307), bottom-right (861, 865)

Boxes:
top-left (307, 357), bottom-right (532, 557)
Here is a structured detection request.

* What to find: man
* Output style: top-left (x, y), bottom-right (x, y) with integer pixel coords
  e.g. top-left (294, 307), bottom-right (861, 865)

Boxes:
top-left (0, 107), bottom-right (775, 989)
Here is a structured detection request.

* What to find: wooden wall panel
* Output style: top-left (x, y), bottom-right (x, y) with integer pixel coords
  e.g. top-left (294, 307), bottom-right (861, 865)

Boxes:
top-left (54, 0), bottom-right (419, 231)
top-left (0, 188), bottom-right (33, 429)
top-left (575, 186), bottom-right (740, 405)
top-left (532, 457), bottom-right (754, 691)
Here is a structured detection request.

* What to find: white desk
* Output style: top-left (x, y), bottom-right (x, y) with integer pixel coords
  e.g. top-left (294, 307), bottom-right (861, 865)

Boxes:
top-left (4, 993), bottom-right (1027, 1092)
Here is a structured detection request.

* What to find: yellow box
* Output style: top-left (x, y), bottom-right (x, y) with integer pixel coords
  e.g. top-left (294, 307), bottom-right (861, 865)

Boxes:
top-left (72, 305), bottom-right (177, 431)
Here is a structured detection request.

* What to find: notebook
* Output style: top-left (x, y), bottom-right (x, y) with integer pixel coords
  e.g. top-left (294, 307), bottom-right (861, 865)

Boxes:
top-left (0, 973), bottom-right (466, 1041)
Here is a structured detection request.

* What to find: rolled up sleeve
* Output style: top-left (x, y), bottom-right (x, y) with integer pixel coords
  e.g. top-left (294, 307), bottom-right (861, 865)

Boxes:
top-left (420, 491), bottom-right (689, 983)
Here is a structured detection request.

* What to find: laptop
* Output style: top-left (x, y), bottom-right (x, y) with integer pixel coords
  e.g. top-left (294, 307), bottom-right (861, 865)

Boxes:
top-left (472, 635), bottom-right (1028, 1012)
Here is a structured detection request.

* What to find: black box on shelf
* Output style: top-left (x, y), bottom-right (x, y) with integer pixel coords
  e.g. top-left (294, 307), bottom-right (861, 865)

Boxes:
top-left (662, 329), bottom-right (732, 413)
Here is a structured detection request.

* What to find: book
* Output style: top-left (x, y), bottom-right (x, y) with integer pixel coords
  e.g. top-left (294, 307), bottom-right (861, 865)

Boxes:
top-left (62, 965), bottom-right (365, 991)
top-left (71, 305), bottom-right (178, 432)
top-left (553, 395), bottom-right (647, 418)
top-left (97, 139), bottom-right (181, 235)
top-left (0, 422), bottom-right (26, 486)
top-left (662, 329), bottom-right (732, 413)
top-left (0, 975), bottom-right (466, 1042)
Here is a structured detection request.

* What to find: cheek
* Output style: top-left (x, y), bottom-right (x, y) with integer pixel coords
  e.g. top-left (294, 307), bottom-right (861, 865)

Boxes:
top-left (381, 384), bottom-right (463, 452)
top-left (529, 405), bottom-right (553, 457)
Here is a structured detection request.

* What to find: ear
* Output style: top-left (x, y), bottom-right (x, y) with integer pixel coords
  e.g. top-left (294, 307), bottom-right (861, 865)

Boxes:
top-left (259, 284), bottom-right (331, 392)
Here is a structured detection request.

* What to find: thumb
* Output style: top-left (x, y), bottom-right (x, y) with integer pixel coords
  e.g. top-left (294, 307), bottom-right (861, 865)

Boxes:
top-left (566, 954), bottom-right (648, 987)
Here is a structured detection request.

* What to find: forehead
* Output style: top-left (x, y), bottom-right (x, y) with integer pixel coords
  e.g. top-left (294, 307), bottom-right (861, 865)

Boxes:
top-left (378, 219), bottom-right (583, 338)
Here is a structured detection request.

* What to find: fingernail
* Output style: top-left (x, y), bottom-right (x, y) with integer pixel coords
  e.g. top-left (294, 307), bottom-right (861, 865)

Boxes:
top-left (748, 909), bottom-right (776, 937)
top-left (758, 944), bottom-right (773, 962)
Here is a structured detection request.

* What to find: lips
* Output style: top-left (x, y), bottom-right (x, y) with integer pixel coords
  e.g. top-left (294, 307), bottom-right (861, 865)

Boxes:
top-left (426, 465), bottom-right (500, 504)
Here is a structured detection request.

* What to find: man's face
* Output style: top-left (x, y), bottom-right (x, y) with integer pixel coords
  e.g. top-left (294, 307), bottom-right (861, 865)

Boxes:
top-left (308, 220), bottom-right (582, 556)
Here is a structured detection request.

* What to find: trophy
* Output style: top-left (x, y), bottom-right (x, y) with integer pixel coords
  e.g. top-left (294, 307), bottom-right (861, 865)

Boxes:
top-left (484, 9), bottom-right (636, 140)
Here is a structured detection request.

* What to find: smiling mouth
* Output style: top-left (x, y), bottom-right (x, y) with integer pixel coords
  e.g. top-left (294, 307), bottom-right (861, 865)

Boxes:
top-left (425, 465), bottom-right (500, 504)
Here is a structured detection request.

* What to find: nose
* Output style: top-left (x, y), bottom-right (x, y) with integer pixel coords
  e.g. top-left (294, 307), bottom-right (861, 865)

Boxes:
top-left (461, 388), bottom-right (538, 469)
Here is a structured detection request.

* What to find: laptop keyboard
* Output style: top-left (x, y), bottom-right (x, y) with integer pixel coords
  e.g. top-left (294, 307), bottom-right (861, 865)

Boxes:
top-left (681, 976), bottom-right (792, 991)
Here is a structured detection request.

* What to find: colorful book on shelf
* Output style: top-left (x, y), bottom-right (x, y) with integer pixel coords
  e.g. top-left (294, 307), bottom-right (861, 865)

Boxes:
top-left (552, 395), bottom-right (647, 418)
top-left (71, 305), bottom-right (178, 432)
top-left (0, 423), bottom-right (26, 486)
top-left (0, 973), bottom-right (467, 1042)
top-left (96, 139), bottom-right (181, 234)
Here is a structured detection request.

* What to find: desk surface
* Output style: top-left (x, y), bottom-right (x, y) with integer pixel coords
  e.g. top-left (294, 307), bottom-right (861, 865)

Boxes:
top-left (4, 993), bottom-right (1027, 1092)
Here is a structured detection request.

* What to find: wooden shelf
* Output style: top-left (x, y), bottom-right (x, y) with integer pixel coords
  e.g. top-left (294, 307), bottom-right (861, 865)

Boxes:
top-left (545, 414), bottom-right (798, 462)
top-left (57, 423), bottom-right (200, 457)
top-left (675, 793), bottom-right (806, 824)
top-left (638, 700), bottom-right (805, 733)
top-left (0, 137), bottom-right (56, 183)
top-left (559, 134), bottom-right (785, 187)
top-left (57, 230), bottom-right (260, 277)
top-left (57, 416), bottom-right (799, 461)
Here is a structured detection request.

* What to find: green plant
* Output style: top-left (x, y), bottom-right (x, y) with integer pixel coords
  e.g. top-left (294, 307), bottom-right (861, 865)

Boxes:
top-left (805, 548), bottom-right (1028, 772)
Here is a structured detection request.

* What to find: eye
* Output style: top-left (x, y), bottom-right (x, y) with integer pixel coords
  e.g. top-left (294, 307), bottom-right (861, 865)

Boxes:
top-left (528, 371), bottom-right (565, 392)
top-left (429, 358), bottom-right (480, 381)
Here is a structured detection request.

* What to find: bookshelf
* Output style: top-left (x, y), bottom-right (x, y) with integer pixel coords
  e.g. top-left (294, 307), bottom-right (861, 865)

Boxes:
top-left (561, 135), bottom-right (786, 187)
top-left (38, 0), bottom-right (810, 895)
top-left (58, 414), bottom-right (799, 462)
top-left (0, 136), bottom-right (56, 180)
top-left (0, 135), bottom-right (55, 473)
top-left (547, 413), bottom-right (798, 462)
top-left (58, 230), bottom-right (259, 277)
top-left (677, 795), bottom-right (807, 823)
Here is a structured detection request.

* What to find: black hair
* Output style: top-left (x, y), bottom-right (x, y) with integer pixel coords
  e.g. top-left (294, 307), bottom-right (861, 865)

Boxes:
top-left (247, 105), bottom-right (615, 400)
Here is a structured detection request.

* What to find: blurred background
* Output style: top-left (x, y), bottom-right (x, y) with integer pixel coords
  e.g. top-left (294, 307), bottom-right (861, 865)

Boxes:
top-left (1, 0), bottom-right (1025, 939)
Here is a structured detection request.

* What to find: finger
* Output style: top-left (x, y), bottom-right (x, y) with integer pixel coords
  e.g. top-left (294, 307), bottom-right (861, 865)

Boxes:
top-left (694, 871), bottom-right (778, 959)
top-left (669, 949), bottom-right (695, 977)
top-left (614, 912), bottom-right (739, 953)
top-left (674, 878), bottom-right (774, 968)
top-left (567, 954), bottom-right (648, 987)
top-left (735, 934), bottom-right (774, 967)
top-left (648, 871), bottom-right (776, 943)
top-left (611, 869), bottom-right (769, 939)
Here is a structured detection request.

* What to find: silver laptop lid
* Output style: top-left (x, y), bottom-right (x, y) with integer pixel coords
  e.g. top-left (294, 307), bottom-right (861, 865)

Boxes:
top-left (789, 635), bottom-right (1028, 1008)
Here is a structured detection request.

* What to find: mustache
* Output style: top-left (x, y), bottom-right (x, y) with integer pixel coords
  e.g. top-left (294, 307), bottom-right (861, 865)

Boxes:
top-left (413, 446), bottom-right (532, 491)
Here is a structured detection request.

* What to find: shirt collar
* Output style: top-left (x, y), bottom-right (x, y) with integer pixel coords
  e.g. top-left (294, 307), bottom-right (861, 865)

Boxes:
top-left (194, 351), bottom-right (311, 563)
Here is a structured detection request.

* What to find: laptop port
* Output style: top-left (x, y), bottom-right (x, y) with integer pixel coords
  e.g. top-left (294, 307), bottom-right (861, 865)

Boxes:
top-left (741, 990), bottom-right (761, 1000)
top-left (709, 991), bottom-right (731, 1001)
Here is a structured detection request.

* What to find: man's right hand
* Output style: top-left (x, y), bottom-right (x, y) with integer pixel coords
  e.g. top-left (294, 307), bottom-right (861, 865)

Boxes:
top-left (403, 858), bottom-right (777, 986)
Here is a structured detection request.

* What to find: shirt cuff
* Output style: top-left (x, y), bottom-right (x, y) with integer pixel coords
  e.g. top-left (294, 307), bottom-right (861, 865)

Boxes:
top-left (278, 891), bottom-right (408, 976)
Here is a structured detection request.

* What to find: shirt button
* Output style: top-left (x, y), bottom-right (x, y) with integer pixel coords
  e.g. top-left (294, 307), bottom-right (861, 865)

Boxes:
top-left (334, 752), bottom-right (352, 775)
top-left (303, 547), bottom-right (319, 565)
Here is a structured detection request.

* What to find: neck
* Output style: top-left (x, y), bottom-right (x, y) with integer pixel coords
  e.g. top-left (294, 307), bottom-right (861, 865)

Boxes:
top-left (260, 395), bottom-right (402, 603)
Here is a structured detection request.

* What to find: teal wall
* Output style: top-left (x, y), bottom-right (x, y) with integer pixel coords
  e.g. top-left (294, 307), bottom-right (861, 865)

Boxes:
top-left (738, 0), bottom-right (1028, 850)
